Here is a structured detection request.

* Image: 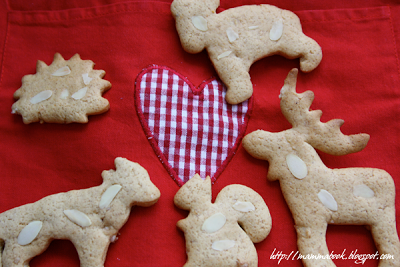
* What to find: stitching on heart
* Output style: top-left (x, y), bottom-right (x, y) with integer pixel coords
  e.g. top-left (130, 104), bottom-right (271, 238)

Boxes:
top-left (135, 65), bottom-right (252, 186)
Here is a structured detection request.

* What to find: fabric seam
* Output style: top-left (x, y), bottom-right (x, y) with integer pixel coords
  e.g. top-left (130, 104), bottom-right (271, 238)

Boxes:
top-left (7, 1), bottom-right (171, 25)
top-left (387, 6), bottom-right (400, 82)
top-left (134, 65), bottom-right (253, 187)
top-left (298, 6), bottom-right (390, 23)
top-left (0, 11), bottom-right (11, 89)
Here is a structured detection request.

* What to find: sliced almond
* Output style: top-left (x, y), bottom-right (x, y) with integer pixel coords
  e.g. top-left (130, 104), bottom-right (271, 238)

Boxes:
top-left (279, 86), bottom-right (285, 99)
top-left (202, 212), bottom-right (226, 233)
top-left (191, 16), bottom-right (208, 31)
top-left (71, 87), bottom-right (88, 100)
top-left (317, 189), bottom-right (338, 211)
top-left (248, 26), bottom-right (259, 30)
top-left (286, 154), bottom-right (307, 179)
top-left (269, 19), bottom-right (283, 41)
top-left (212, 240), bottom-right (236, 251)
top-left (353, 184), bottom-right (374, 198)
top-left (110, 235), bottom-right (118, 243)
top-left (226, 27), bottom-right (239, 43)
top-left (232, 201), bottom-right (255, 212)
top-left (217, 51), bottom-right (232, 60)
top-left (99, 184), bottom-right (122, 209)
top-left (82, 73), bottom-right (93, 85)
top-left (30, 90), bottom-right (53, 104)
top-left (60, 89), bottom-right (69, 99)
top-left (64, 209), bottom-right (92, 227)
top-left (17, 221), bottom-right (43, 246)
top-left (52, 66), bottom-right (71, 76)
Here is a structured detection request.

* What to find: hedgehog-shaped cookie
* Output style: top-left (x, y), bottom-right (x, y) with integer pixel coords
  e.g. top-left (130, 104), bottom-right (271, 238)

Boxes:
top-left (174, 174), bottom-right (272, 267)
top-left (11, 53), bottom-right (111, 124)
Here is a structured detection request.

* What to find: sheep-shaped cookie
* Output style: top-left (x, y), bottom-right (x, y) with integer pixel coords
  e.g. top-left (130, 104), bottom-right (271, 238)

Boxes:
top-left (0, 157), bottom-right (160, 267)
top-left (174, 174), bottom-right (272, 267)
top-left (171, 0), bottom-right (322, 104)
top-left (242, 69), bottom-right (400, 267)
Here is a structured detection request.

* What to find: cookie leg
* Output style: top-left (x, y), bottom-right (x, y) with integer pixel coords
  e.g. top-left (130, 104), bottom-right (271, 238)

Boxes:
top-left (1, 239), bottom-right (51, 267)
top-left (183, 260), bottom-right (200, 267)
top-left (295, 223), bottom-right (336, 267)
top-left (211, 57), bottom-right (253, 105)
top-left (71, 232), bottom-right (110, 267)
top-left (371, 218), bottom-right (400, 267)
top-left (2, 242), bottom-right (21, 267)
top-left (237, 250), bottom-right (258, 267)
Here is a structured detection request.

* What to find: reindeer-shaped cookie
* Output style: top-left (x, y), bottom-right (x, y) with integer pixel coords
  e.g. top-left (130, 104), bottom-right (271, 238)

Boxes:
top-left (171, 0), bottom-right (322, 104)
top-left (0, 157), bottom-right (160, 267)
top-left (242, 69), bottom-right (400, 267)
top-left (174, 174), bottom-right (271, 267)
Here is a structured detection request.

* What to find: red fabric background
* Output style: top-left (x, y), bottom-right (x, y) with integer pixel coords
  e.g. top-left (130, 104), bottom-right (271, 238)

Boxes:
top-left (0, 0), bottom-right (399, 266)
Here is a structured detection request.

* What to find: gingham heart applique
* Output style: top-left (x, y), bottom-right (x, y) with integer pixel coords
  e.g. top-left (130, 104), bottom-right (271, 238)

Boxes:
top-left (135, 65), bottom-right (252, 186)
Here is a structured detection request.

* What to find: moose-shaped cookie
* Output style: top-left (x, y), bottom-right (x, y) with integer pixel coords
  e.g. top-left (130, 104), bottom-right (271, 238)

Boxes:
top-left (242, 68), bottom-right (400, 267)
top-left (171, 0), bottom-right (322, 104)
top-left (174, 174), bottom-right (272, 267)
top-left (0, 157), bottom-right (160, 267)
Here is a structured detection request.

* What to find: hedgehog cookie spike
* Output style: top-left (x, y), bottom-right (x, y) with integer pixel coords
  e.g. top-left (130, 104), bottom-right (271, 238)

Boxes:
top-left (11, 53), bottom-right (112, 124)
top-left (70, 53), bottom-right (82, 60)
top-left (53, 52), bottom-right (65, 61)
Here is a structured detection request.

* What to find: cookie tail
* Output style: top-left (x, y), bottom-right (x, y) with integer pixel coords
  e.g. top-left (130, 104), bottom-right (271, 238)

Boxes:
top-left (215, 184), bottom-right (272, 243)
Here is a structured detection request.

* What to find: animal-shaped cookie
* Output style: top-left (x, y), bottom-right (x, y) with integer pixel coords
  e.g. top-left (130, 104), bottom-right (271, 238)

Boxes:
top-left (11, 53), bottom-right (111, 124)
top-left (242, 69), bottom-right (400, 267)
top-left (0, 157), bottom-right (160, 267)
top-left (170, 0), bottom-right (322, 104)
top-left (174, 174), bottom-right (271, 267)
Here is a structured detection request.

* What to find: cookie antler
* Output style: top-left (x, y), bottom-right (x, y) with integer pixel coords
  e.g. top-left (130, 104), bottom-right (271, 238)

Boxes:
top-left (242, 69), bottom-right (400, 267)
top-left (280, 68), bottom-right (370, 156)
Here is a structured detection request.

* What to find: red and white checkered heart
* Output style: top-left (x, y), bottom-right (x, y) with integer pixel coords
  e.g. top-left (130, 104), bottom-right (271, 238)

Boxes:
top-left (135, 65), bottom-right (252, 186)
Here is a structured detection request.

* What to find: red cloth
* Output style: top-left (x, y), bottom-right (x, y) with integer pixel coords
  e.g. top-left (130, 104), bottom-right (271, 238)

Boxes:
top-left (0, 0), bottom-right (399, 266)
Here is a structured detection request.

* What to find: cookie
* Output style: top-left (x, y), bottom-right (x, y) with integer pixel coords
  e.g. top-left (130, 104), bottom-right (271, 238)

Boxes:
top-left (242, 68), bottom-right (400, 267)
top-left (11, 53), bottom-right (111, 124)
top-left (174, 174), bottom-right (271, 267)
top-left (0, 157), bottom-right (160, 267)
top-left (170, 0), bottom-right (322, 104)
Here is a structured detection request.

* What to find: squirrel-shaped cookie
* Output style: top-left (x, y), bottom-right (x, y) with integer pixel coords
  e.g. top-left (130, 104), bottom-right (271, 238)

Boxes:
top-left (171, 0), bottom-right (322, 104)
top-left (242, 69), bottom-right (400, 267)
top-left (174, 174), bottom-right (271, 267)
top-left (0, 157), bottom-right (160, 267)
